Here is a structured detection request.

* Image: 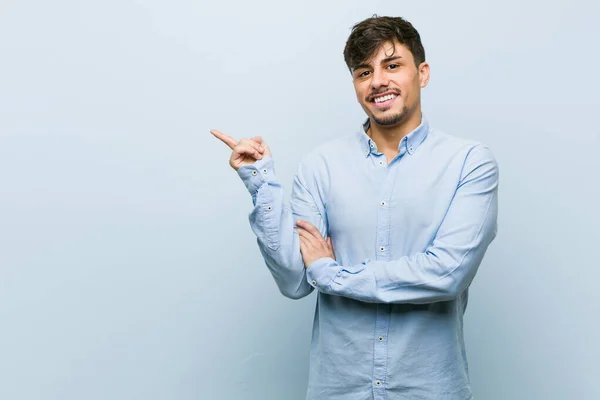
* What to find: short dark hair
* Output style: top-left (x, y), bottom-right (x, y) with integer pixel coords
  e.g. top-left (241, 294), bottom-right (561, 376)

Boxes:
top-left (343, 15), bottom-right (426, 71)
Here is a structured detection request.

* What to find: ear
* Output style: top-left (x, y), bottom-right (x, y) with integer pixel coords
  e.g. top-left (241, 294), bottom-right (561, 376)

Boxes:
top-left (418, 62), bottom-right (430, 88)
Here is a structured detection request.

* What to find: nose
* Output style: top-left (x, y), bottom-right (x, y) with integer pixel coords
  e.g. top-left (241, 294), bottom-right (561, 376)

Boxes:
top-left (370, 67), bottom-right (389, 90)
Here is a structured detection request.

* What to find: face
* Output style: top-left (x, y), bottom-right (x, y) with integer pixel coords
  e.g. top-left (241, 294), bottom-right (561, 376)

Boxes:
top-left (352, 40), bottom-right (430, 128)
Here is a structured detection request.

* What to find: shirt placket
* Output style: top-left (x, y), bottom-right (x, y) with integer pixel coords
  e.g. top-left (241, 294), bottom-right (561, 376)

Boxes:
top-left (372, 157), bottom-right (398, 400)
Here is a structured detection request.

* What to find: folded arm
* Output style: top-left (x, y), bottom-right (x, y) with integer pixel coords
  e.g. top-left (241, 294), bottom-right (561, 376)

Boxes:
top-left (306, 145), bottom-right (499, 304)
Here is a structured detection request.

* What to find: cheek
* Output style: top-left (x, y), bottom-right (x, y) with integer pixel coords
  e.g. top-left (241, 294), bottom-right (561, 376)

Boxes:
top-left (355, 90), bottom-right (362, 102)
top-left (395, 76), bottom-right (419, 99)
top-left (354, 84), bottom-right (367, 100)
top-left (395, 71), bottom-right (418, 87)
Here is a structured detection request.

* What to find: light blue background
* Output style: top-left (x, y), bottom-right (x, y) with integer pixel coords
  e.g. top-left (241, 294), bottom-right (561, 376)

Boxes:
top-left (1, 1), bottom-right (598, 399)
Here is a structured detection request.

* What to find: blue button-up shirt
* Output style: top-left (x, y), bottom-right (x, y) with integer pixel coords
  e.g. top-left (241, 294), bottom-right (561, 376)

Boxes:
top-left (237, 116), bottom-right (499, 400)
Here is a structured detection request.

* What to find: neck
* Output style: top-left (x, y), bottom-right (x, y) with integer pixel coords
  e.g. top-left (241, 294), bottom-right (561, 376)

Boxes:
top-left (367, 109), bottom-right (423, 155)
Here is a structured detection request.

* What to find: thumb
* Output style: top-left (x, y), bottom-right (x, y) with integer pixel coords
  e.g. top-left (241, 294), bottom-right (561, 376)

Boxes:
top-left (251, 136), bottom-right (272, 157)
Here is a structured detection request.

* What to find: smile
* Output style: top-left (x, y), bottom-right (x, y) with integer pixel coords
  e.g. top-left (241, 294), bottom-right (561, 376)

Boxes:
top-left (371, 93), bottom-right (398, 109)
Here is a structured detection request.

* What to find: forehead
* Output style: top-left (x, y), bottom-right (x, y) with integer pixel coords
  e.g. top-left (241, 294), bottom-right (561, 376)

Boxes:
top-left (364, 40), bottom-right (413, 65)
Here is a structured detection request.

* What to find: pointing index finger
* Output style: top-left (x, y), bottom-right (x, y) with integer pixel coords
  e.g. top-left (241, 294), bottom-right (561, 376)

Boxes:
top-left (210, 129), bottom-right (238, 150)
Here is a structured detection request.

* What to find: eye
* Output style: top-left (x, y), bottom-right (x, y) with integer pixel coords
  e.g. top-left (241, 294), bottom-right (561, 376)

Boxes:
top-left (387, 63), bottom-right (400, 70)
top-left (357, 70), bottom-right (371, 78)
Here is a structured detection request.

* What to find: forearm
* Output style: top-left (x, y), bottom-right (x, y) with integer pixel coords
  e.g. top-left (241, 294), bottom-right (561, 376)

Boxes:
top-left (239, 157), bottom-right (323, 299)
top-left (250, 190), bottom-right (314, 300)
top-left (307, 205), bottom-right (496, 304)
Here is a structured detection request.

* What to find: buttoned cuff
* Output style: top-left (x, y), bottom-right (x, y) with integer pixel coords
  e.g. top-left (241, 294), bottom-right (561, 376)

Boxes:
top-left (306, 257), bottom-right (341, 289)
top-left (237, 157), bottom-right (277, 196)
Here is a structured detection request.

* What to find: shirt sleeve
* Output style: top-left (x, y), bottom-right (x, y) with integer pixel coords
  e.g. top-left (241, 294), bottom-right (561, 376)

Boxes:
top-left (237, 156), bottom-right (327, 300)
top-left (305, 145), bottom-right (499, 304)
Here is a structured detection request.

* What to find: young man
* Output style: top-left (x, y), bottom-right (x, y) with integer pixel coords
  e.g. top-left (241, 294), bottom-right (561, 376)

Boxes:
top-left (212, 16), bottom-right (498, 400)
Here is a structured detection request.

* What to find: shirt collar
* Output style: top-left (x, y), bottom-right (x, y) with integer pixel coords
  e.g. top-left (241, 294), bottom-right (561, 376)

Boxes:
top-left (357, 115), bottom-right (430, 157)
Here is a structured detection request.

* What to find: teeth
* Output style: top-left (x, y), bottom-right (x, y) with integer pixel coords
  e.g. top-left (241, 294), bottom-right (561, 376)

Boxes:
top-left (374, 94), bottom-right (396, 103)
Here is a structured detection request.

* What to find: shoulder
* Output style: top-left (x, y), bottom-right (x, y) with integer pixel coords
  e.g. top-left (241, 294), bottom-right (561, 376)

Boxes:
top-left (427, 128), bottom-right (497, 166)
top-left (299, 134), bottom-right (357, 169)
top-left (427, 128), bottom-right (499, 187)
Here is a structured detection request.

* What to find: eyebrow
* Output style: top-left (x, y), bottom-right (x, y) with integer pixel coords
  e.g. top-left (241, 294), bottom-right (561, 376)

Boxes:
top-left (352, 56), bottom-right (403, 73)
top-left (381, 56), bottom-right (403, 63)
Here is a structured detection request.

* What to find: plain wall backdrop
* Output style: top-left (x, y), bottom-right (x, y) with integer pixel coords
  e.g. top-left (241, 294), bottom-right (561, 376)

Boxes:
top-left (1, 1), bottom-right (598, 399)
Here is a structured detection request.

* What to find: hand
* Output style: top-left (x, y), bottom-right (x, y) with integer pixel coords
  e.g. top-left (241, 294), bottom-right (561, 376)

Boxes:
top-left (295, 220), bottom-right (335, 268)
top-left (210, 129), bottom-right (272, 171)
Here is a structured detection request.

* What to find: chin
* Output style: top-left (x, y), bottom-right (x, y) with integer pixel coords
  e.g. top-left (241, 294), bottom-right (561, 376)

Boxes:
top-left (372, 107), bottom-right (410, 127)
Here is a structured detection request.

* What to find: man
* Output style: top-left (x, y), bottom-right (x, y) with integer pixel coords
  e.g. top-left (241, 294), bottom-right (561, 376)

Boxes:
top-left (211, 15), bottom-right (498, 400)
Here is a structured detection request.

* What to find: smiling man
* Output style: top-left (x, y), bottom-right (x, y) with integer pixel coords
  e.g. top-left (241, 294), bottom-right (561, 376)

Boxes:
top-left (212, 16), bottom-right (498, 400)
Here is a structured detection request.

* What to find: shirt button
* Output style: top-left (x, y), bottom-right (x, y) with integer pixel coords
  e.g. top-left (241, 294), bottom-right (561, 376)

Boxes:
top-left (251, 170), bottom-right (258, 176)
top-left (379, 246), bottom-right (385, 251)
top-left (409, 146), bottom-right (414, 152)
top-left (370, 143), bottom-right (375, 148)
top-left (380, 201), bottom-right (386, 207)
top-left (378, 336), bottom-right (383, 341)
top-left (379, 161), bottom-right (384, 165)
top-left (262, 168), bottom-right (268, 174)
top-left (375, 381), bottom-right (382, 386)
top-left (266, 206), bottom-right (273, 211)
top-left (311, 280), bottom-right (317, 286)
